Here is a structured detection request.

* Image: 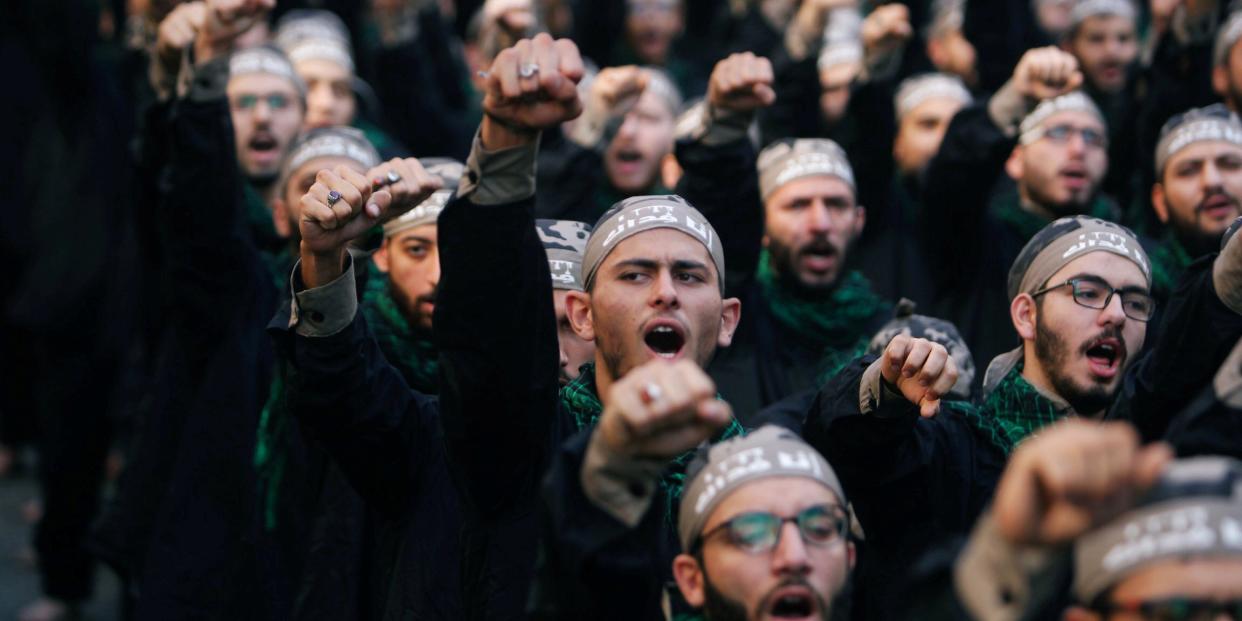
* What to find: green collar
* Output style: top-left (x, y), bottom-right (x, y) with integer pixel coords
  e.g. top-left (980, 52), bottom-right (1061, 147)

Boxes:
top-left (992, 190), bottom-right (1117, 242)
top-left (755, 249), bottom-right (888, 378)
top-left (948, 364), bottom-right (1072, 455)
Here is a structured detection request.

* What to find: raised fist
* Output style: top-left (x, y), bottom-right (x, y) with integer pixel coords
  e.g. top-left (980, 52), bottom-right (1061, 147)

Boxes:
top-left (879, 334), bottom-right (959, 418)
top-left (590, 65), bottom-right (650, 118)
top-left (708, 52), bottom-right (776, 113)
top-left (861, 4), bottom-right (912, 61)
top-left (481, 33), bottom-right (585, 135)
top-left (155, 1), bottom-right (206, 65)
top-left (596, 359), bottom-right (732, 461)
top-left (196, 0), bottom-right (274, 62)
top-left (299, 162), bottom-right (441, 256)
top-left (993, 420), bottom-right (1171, 546)
top-left (1011, 46), bottom-right (1083, 101)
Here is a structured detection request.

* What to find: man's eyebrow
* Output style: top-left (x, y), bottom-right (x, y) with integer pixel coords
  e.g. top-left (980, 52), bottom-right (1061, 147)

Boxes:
top-left (397, 235), bottom-right (435, 245)
top-left (611, 258), bottom-right (660, 271)
top-left (671, 259), bottom-right (710, 271)
top-left (1065, 272), bottom-right (1147, 292)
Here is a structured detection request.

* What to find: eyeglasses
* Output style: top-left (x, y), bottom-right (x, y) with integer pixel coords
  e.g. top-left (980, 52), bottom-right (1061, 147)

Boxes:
top-left (1029, 124), bottom-right (1108, 148)
top-left (1031, 277), bottom-right (1155, 322)
top-left (693, 504), bottom-right (848, 554)
top-left (1094, 597), bottom-right (1242, 620)
top-left (231, 93), bottom-right (293, 113)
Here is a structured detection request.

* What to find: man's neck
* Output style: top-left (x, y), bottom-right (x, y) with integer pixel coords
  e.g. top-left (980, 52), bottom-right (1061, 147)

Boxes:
top-left (1017, 190), bottom-right (1058, 221)
top-left (1019, 348), bottom-right (1095, 416)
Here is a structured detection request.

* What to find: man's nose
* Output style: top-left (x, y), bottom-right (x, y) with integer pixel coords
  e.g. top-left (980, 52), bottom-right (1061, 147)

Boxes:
top-left (648, 270), bottom-right (679, 308)
top-left (770, 521), bottom-right (811, 575)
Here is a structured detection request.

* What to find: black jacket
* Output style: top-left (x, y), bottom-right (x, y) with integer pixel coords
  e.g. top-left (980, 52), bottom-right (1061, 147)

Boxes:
top-left (273, 185), bottom-right (562, 619)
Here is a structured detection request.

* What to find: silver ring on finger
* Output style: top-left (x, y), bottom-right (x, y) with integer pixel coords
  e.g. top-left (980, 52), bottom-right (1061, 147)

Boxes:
top-left (640, 382), bottom-right (663, 405)
top-left (518, 63), bottom-right (540, 79)
top-left (386, 170), bottom-right (402, 185)
top-left (326, 190), bottom-right (343, 207)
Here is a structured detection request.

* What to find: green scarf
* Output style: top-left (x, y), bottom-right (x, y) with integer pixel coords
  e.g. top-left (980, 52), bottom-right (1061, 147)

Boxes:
top-left (755, 249), bottom-right (888, 379)
top-left (992, 191), bottom-right (1117, 243)
top-left (1148, 233), bottom-right (1193, 301)
top-left (945, 365), bottom-right (1071, 455)
top-left (560, 363), bottom-right (746, 523)
top-left (360, 260), bottom-right (441, 395)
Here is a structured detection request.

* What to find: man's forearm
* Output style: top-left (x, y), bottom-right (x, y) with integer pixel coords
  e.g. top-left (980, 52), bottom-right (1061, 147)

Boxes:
top-left (300, 244), bottom-right (349, 291)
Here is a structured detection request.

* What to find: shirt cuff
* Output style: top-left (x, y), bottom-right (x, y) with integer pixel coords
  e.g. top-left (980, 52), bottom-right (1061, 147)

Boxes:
top-left (674, 101), bottom-right (753, 147)
top-left (580, 429), bottom-right (666, 527)
top-left (987, 79), bottom-right (1032, 138)
top-left (457, 129), bottom-right (540, 206)
top-left (954, 512), bottom-right (1067, 621)
top-left (859, 357), bottom-right (907, 415)
top-left (289, 254), bottom-right (358, 337)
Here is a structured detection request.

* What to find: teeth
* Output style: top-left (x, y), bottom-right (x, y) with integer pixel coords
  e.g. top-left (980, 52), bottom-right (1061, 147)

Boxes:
top-left (653, 326), bottom-right (673, 334)
top-left (658, 352), bottom-right (675, 359)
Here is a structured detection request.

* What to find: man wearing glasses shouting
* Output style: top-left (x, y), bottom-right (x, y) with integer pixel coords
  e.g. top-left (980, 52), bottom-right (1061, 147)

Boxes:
top-left (672, 426), bottom-right (856, 621)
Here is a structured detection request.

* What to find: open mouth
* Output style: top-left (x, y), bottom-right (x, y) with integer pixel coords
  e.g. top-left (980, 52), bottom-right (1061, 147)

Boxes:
top-left (766, 586), bottom-right (818, 619)
top-left (1084, 337), bottom-right (1122, 379)
top-left (1059, 167), bottom-right (1088, 189)
top-left (799, 242), bottom-right (839, 274)
top-left (248, 133), bottom-right (280, 161)
top-left (643, 321), bottom-right (685, 360)
top-left (1200, 193), bottom-right (1239, 218)
top-left (615, 149), bottom-right (643, 163)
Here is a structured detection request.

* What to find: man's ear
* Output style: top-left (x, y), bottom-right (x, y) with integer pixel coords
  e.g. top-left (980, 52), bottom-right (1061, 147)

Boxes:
top-left (1062, 605), bottom-right (1102, 621)
top-left (1151, 182), bottom-right (1171, 224)
top-left (672, 554), bottom-right (706, 608)
top-left (927, 37), bottom-right (946, 69)
top-left (1214, 65), bottom-right (1230, 101)
top-left (717, 296), bottom-right (742, 348)
top-left (1005, 146), bottom-right (1025, 182)
top-left (846, 541), bottom-right (856, 571)
top-left (1011, 293), bottom-right (1038, 341)
top-left (373, 238), bottom-right (392, 273)
top-left (271, 197), bottom-right (292, 239)
top-left (565, 290), bottom-right (596, 341)
top-left (853, 204), bottom-right (866, 238)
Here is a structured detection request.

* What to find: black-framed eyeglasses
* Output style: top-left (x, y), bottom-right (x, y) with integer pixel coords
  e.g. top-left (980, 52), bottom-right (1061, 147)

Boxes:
top-left (1093, 597), bottom-right (1242, 620)
top-left (692, 504), bottom-right (848, 554)
top-left (1030, 277), bottom-right (1156, 322)
top-left (1030, 123), bottom-right (1109, 148)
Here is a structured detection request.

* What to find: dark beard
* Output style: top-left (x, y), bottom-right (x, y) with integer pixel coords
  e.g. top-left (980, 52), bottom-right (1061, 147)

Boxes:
top-left (701, 576), bottom-right (749, 621)
top-left (767, 239), bottom-right (843, 298)
top-left (388, 280), bottom-right (433, 331)
top-left (1027, 181), bottom-right (1093, 218)
top-left (1033, 314), bottom-right (1115, 415)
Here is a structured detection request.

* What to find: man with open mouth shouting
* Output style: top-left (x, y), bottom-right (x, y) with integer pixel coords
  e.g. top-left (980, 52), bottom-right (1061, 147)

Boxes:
top-left (275, 33), bottom-right (744, 619)
top-left (672, 427), bottom-right (856, 621)
top-left (921, 46), bottom-right (1114, 387)
top-left (801, 215), bottom-right (1152, 621)
top-left (1148, 105), bottom-right (1242, 299)
top-left (670, 51), bottom-right (890, 420)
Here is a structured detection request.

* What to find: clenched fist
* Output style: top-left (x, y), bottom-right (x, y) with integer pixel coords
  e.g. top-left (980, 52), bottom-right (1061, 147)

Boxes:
top-left (993, 420), bottom-right (1171, 546)
top-left (596, 360), bottom-right (732, 462)
top-left (1011, 46), bottom-right (1083, 101)
top-left (708, 52), bottom-right (776, 113)
top-left (879, 334), bottom-right (959, 418)
top-left (480, 33), bottom-right (585, 147)
top-left (299, 161), bottom-right (441, 286)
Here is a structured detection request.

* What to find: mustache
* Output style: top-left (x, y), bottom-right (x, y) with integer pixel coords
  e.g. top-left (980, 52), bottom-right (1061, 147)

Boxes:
top-left (1079, 325), bottom-right (1126, 356)
top-left (796, 238), bottom-right (841, 256)
top-left (1196, 189), bottom-right (1240, 213)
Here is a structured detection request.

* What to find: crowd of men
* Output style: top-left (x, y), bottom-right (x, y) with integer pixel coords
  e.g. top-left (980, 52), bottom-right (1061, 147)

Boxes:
top-left (4, 0), bottom-right (1242, 619)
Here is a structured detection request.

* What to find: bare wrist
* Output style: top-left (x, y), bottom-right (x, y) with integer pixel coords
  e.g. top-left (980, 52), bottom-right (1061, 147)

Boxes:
top-left (480, 114), bottom-right (539, 151)
top-left (300, 244), bottom-right (347, 289)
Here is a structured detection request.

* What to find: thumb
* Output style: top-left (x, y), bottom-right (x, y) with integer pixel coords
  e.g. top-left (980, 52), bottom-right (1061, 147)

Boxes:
top-left (1133, 443), bottom-right (1174, 491)
top-left (367, 189), bottom-right (394, 220)
top-left (753, 83), bottom-right (776, 105)
top-left (1065, 71), bottom-right (1084, 93)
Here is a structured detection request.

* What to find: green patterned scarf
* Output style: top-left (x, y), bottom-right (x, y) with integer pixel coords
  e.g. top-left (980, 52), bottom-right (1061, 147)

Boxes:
top-left (992, 191), bottom-right (1118, 243)
top-left (755, 249), bottom-right (888, 379)
top-left (1148, 234), bottom-right (1192, 301)
top-left (560, 363), bottom-right (746, 522)
top-left (946, 365), bottom-right (1071, 455)
top-left (359, 260), bottom-right (440, 395)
